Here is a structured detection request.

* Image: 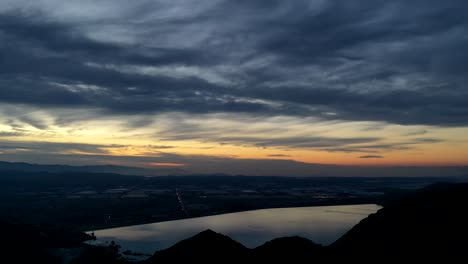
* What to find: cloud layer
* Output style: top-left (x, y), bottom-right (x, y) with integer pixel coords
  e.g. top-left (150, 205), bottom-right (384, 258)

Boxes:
top-left (1, 0), bottom-right (467, 126)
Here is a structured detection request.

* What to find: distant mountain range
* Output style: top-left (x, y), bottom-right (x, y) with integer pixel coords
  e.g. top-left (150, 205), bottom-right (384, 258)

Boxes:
top-left (1, 160), bottom-right (468, 178)
top-left (0, 161), bottom-right (186, 176)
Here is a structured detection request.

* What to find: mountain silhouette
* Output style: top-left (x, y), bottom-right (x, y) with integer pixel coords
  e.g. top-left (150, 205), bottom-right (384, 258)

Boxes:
top-left (330, 183), bottom-right (468, 260)
top-left (252, 236), bottom-right (324, 262)
top-left (145, 229), bottom-right (249, 263)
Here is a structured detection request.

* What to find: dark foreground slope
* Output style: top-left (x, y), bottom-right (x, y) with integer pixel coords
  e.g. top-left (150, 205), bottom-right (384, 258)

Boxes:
top-left (147, 229), bottom-right (249, 263)
top-left (331, 183), bottom-right (468, 260)
top-left (252, 236), bottom-right (324, 262)
top-left (0, 222), bottom-right (129, 264)
top-left (147, 183), bottom-right (468, 263)
top-left (146, 231), bottom-right (324, 263)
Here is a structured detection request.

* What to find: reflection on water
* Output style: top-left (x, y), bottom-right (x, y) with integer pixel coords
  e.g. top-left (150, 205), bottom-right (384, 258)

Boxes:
top-left (89, 204), bottom-right (381, 255)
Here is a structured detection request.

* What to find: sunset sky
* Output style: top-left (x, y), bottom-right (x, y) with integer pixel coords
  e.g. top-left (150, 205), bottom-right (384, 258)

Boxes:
top-left (1, 1), bottom-right (467, 176)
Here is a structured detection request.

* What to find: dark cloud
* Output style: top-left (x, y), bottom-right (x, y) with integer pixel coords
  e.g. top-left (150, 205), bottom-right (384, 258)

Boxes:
top-left (215, 136), bottom-right (381, 149)
top-left (359, 155), bottom-right (384, 159)
top-left (404, 130), bottom-right (428, 136)
top-left (146, 145), bottom-right (175, 150)
top-left (16, 115), bottom-right (49, 130)
top-left (0, 131), bottom-right (23, 137)
top-left (260, 1), bottom-right (468, 63)
top-left (0, 1), bottom-right (467, 126)
top-left (0, 140), bottom-right (127, 154)
top-left (325, 138), bottom-right (442, 153)
top-left (268, 154), bottom-right (291, 158)
top-left (152, 118), bottom-right (384, 150)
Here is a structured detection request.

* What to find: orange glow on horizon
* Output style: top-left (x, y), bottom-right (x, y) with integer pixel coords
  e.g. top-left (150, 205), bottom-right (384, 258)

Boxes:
top-left (0, 113), bottom-right (467, 168)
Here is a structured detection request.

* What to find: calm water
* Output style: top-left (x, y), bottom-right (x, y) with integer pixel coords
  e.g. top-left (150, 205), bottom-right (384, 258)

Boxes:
top-left (89, 204), bottom-right (381, 255)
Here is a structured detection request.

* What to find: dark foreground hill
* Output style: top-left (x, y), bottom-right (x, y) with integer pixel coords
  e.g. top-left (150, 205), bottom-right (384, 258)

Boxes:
top-left (147, 183), bottom-right (468, 263)
top-left (252, 236), bottom-right (324, 262)
top-left (331, 182), bottom-right (468, 260)
top-left (0, 222), bottom-right (94, 264)
top-left (147, 229), bottom-right (249, 263)
top-left (145, 231), bottom-right (325, 263)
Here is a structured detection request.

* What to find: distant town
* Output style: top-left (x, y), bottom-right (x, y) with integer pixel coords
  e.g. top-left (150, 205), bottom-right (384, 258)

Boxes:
top-left (0, 168), bottom-right (453, 231)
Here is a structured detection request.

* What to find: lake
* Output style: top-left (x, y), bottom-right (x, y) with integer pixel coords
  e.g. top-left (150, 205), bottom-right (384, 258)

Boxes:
top-left (88, 204), bottom-right (381, 255)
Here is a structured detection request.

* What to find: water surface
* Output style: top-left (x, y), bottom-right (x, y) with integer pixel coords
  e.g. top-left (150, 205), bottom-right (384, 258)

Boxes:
top-left (89, 204), bottom-right (381, 255)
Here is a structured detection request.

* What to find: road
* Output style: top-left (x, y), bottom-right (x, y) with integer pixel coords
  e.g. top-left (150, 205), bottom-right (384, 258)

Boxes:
top-left (175, 188), bottom-right (189, 217)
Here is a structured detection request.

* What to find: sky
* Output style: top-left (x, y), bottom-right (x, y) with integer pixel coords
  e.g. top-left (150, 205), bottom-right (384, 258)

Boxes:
top-left (0, 0), bottom-right (467, 176)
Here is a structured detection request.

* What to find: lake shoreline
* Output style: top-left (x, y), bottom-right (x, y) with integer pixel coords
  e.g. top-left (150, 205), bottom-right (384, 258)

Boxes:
top-left (89, 204), bottom-right (381, 255)
top-left (85, 199), bottom-right (379, 232)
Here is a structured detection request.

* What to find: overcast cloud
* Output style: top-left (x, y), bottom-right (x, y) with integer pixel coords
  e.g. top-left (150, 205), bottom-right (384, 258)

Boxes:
top-left (0, 0), bottom-right (467, 125)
